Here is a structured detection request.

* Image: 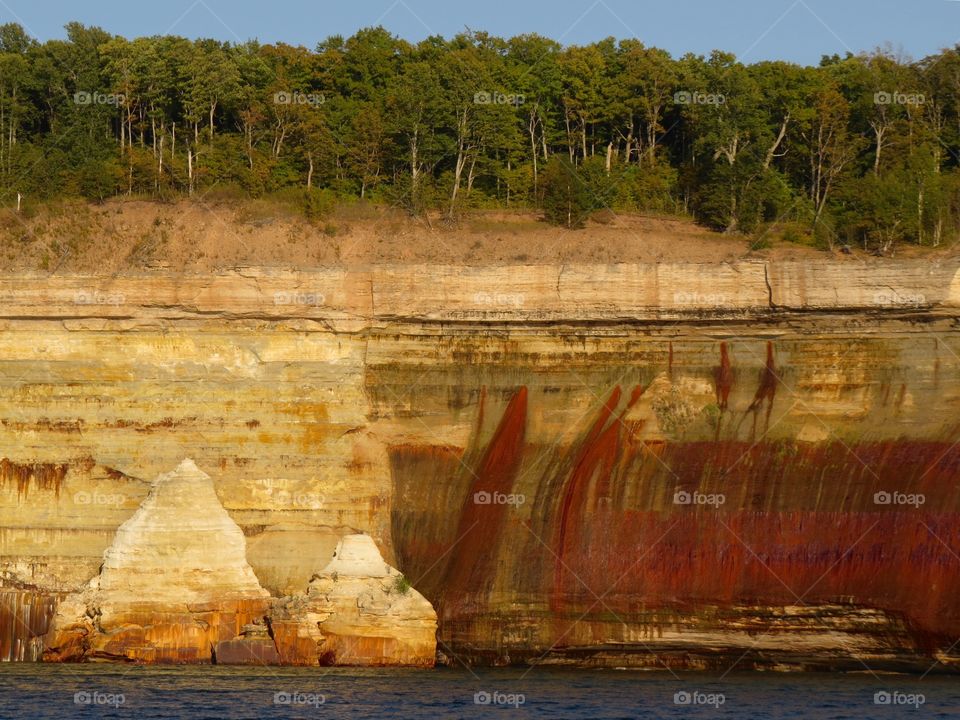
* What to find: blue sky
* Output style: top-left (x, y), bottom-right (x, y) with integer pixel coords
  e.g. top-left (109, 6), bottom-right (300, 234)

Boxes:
top-left (1, 0), bottom-right (957, 64)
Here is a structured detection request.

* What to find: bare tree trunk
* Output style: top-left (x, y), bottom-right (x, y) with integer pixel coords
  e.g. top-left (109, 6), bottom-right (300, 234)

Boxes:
top-left (409, 124), bottom-right (420, 192)
top-left (565, 109), bottom-right (574, 161)
top-left (466, 152), bottom-right (478, 194)
top-left (528, 108), bottom-right (538, 193)
top-left (272, 118), bottom-right (287, 158)
top-left (870, 121), bottom-right (886, 175)
top-left (917, 183), bottom-right (924, 245)
top-left (157, 134), bottom-right (164, 190)
top-left (764, 114), bottom-right (790, 170)
top-left (645, 105), bottom-right (662, 163)
top-left (505, 157), bottom-right (511, 206)
top-left (307, 151), bottom-right (314, 189)
top-left (449, 108), bottom-right (469, 218)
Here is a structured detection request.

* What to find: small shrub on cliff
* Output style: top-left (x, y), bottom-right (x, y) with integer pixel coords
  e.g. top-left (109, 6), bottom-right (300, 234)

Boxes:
top-left (390, 574), bottom-right (411, 595)
top-left (303, 188), bottom-right (337, 222)
top-left (652, 387), bottom-right (697, 435)
top-left (701, 402), bottom-right (722, 429)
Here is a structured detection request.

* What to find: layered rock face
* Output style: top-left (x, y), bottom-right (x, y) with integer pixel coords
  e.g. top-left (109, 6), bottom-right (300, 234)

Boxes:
top-left (1, 260), bottom-right (960, 670)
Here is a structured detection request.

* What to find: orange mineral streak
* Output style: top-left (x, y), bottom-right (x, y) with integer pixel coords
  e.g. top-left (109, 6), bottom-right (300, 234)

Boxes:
top-left (0, 590), bottom-right (58, 661)
top-left (551, 386), bottom-right (625, 610)
top-left (746, 341), bottom-right (778, 433)
top-left (390, 381), bottom-right (960, 663)
top-left (46, 599), bottom-right (271, 664)
top-left (714, 342), bottom-right (734, 411)
top-left (272, 629), bottom-right (436, 668)
top-left (0, 458), bottom-right (67, 499)
top-left (441, 387), bottom-right (527, 615)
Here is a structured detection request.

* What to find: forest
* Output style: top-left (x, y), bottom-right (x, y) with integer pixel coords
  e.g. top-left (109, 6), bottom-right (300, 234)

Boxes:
top-left (0, 22), bottom-right (958, 252)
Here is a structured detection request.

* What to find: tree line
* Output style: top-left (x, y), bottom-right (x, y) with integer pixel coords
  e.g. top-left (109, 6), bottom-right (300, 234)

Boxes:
top-left (1, 22), bottom-right (959, 252)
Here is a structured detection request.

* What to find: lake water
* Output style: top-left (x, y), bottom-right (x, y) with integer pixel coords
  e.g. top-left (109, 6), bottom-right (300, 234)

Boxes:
top-left (0, 665), bottom-right (958, 719)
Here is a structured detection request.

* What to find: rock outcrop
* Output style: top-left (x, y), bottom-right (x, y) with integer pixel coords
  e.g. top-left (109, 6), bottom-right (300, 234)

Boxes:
top-left (44, 459), bottom-right (272, 663)
top-left (40, 463), bottom-right (437, 665)
top-left (272, 534), bottom-right (437, 666)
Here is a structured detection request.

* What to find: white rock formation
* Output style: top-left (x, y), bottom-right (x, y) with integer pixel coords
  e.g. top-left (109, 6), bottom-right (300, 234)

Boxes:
top-left (274, 534), bottom-right (437, 666)
top-left (93, 458), bottom-right (269, 604)
top-left (45, 459), bottom-right (271, 662)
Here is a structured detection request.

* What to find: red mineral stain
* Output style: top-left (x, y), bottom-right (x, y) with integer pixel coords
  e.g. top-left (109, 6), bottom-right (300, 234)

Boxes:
top-left (746, 342), bottom-right (778, 433)
top-left (387, 388), bottom-right (960, 663)
top-left (441, 387), bottom-right (527, 613)
top-left (627, 384), bottom-right (645, 410)
top-left (714, 343), bottom-right (734, 411)
top-left (551, 387), bottom-right (624, 609)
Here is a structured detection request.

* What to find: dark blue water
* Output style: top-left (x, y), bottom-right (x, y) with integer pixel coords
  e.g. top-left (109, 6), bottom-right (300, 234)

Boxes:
top-left (0, 665), bottom-right (957, 719)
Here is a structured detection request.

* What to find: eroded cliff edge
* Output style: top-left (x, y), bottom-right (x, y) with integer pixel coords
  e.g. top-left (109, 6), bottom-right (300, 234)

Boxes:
top-left (1, 258), bottom-right (960, 670)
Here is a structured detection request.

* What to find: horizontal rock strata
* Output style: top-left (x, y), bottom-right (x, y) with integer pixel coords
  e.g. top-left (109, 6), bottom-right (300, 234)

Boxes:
top-left (0, 261), bottom-right (958, 670)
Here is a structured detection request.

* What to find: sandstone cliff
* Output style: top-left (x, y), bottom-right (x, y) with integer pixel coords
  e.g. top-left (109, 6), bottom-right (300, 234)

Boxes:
top-left (0, 259), bottom-right (959, 671)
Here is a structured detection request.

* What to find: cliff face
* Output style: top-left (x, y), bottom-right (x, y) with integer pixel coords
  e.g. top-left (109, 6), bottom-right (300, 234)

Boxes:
top-left (1, 259), bottom-right (959, 670)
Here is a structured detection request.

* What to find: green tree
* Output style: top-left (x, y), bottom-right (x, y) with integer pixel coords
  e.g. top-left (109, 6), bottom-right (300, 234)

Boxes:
top-left (541, 155), bottom-right (591, 228)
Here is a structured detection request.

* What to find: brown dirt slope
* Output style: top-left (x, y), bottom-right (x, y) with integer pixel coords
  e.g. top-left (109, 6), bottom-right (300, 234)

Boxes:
top-left (0, 198), bottom-right (953, 274)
